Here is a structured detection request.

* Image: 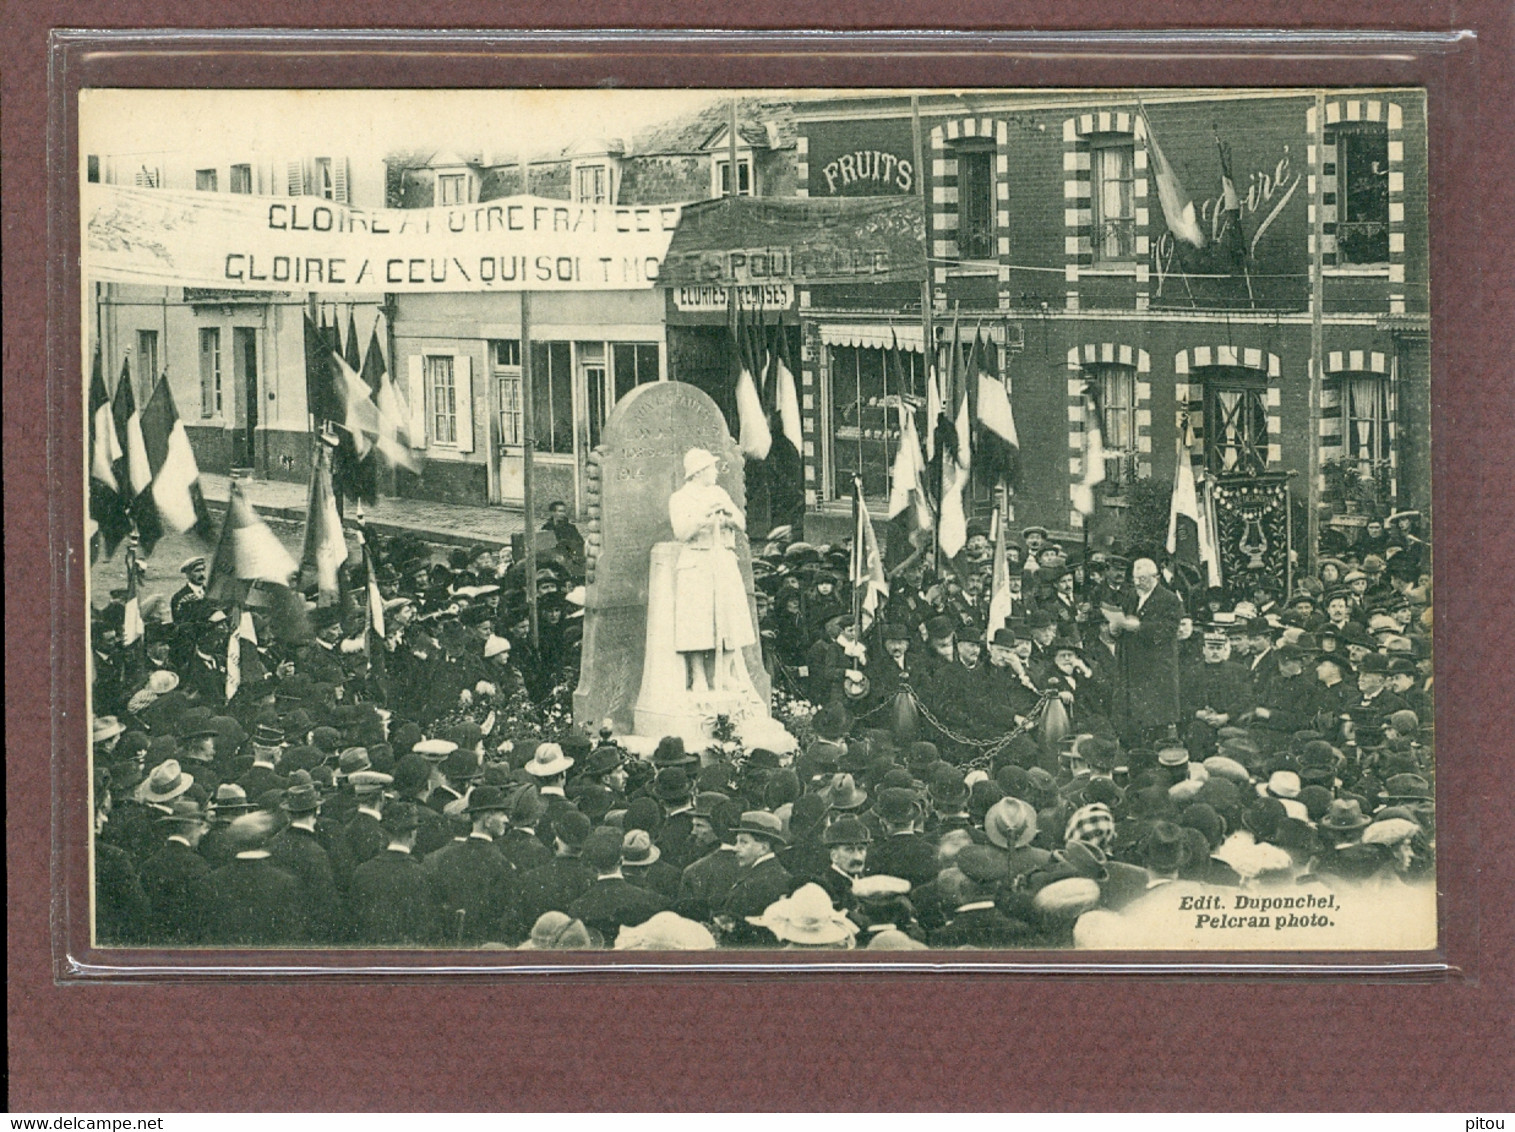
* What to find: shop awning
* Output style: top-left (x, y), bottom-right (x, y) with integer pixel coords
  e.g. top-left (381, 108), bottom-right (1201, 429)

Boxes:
top-left (819, 323), bottom-right (926, 353)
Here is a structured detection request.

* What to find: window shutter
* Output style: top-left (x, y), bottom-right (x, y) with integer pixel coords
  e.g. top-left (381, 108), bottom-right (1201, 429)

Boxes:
top-left (454, 354), bottom-right (475, 453)
top-left (407, 355), bottom-right (428, 449)
top-left (333, 157), bottom-right (349, 204)
top-left (287, 160), bottom-right (305, 196)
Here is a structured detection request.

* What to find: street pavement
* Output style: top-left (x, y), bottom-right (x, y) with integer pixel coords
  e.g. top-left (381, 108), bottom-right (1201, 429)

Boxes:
top-left (198, 472), bottom-right (528, 548)
top-left (90, 471), bottom-right (856, 611)
top-left (90, 471), bottom-right (528, 611)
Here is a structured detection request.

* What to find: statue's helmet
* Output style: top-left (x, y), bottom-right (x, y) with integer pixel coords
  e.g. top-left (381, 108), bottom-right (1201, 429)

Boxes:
top-left (683, 448), bottom-right (719, 480)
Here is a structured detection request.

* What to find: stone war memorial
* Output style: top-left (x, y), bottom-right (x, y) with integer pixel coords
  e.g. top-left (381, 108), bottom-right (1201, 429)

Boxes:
top-left (574, 381), bottom-right (794, 753)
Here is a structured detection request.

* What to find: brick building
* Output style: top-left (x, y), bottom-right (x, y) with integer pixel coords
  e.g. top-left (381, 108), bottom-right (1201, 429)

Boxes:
top-left (787, 88), bottom-right (1429, 572)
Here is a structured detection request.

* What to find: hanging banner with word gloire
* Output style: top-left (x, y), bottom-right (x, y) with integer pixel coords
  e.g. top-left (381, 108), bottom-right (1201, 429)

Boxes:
top-left (83, 184), bottom-right (683, 292)
top-left (659, 195), bottom-right (928, 287)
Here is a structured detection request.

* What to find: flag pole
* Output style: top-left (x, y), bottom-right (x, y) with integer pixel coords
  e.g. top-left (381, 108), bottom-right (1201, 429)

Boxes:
top-left (912, 94), bottom-right (938, 577)
top-left (1214, 123), bottom-right (1256, 309)
top-left (851, 475), bottom-right (863, 633)
top-left (728, 98), bottom-right (740, 199)
top-left (521, 288), bottom-right (539, 652)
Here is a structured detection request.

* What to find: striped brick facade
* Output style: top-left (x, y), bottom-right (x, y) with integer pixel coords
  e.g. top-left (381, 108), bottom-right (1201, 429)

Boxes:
top-left (1316, 348), bottom-right (1398, 503)
top-left (1062, 111), bottom-right (1151, 313)
top-left (1066, 343), bottom-right (1153, 527)
top-left (1307, 99), bottom-right (1407, 312)
top-left (795, 133), bottom-right (809, 198)
top-left (1173, 345), bottom-right (1283, 468)
top-left (799, 310), bottom-right (819, 507)
top-left (929, 118), bottom-right (1013, 311)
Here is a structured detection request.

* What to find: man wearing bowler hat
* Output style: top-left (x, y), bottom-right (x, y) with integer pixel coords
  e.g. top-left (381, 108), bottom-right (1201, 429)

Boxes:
top-left (652, 763), bottom-right (701, 870)
top-left (810, 813), bottom-right (872, 912)
top-left (348, 803), bottom-right (438, 946)
top-left (207, 813), bottom-right (307, 947)
top-left (718, 811), bottom-right (793, 946)
top-left (425, 784), bottom-right (520, 946)
top-left (868, 623), bottom-right (916, 709)
top-left (137, 798), bottom-right (216, 946)
top-left (864, 787), bottom-right (939, 889)
top-left (512, 810), bottom-right (596, 944)
top-left (566, 827), bottom-right (668, 942)
top-left (268, 782), bottom-right (342, 943)
top-left (929, 845), bottom-right (1032, 948)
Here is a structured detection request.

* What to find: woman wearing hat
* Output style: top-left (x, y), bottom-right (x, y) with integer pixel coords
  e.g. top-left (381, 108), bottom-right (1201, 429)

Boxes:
top-left (668, 447), bottom-right (757, 696)
top-left (746, 883), bottom-right (857, 950)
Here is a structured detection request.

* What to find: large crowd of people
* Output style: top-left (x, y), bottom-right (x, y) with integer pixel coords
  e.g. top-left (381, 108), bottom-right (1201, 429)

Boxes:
top-left (89, 500), bottom-right (1434, 951)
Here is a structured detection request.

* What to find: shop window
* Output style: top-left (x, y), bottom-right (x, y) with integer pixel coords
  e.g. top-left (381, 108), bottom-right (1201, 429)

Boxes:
top-left (427, 355), bottom-right (457, 445)
top-left (230, 164), bottom-right (253, 194)
top-left (529, 341), bottom-right (575, 455)
top-left (1334, 124), bottom-right (1390, 264)
top-left (956, 147), bottom-right (995, 261)
top-left (1201, 367), bottom-right (1269, 476)
top-left (829, 343), bottom-right (927, 501)
top-left (196, 168), bottom-right (218, 192)
top-left (492, 340), bottom-right (522, 445)
top-left (199, 327), bottom-right (222, 418)
top-left (612, 342), bottom-right (660, 404)
top-left (1086, 363), bottom-right (1140, 487)
top-left (1090, 136), bottom-right (1135, 263)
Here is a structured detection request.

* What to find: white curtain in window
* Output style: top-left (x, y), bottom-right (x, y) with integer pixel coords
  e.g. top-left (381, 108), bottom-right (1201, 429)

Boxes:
top-left (1347, 375), bottom-right (1386, 466)
top-left (1098, 148), bottom-right (1125, 258)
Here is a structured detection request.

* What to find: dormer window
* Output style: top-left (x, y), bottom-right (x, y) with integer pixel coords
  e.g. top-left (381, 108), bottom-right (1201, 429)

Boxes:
top-left (568, 138), bottom-right (624, 205)
top-left (714, 156), bottom-right (754, 197)
top-left (426, 152), bottom-right (478, 207)
top-left (575, 164), bottom-right (611, 205)
top-left (437, 173), bottom-right (468, 205)
top-left (704, 122), bottom-right (764, 200)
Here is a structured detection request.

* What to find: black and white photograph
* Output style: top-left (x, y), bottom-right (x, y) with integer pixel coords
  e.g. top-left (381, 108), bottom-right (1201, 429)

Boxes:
top-left (80, 84), bottom-right (1435, 955)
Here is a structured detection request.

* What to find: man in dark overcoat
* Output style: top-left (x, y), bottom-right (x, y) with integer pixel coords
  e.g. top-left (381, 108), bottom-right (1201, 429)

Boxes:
top-left (348, 803), bottom-right (437, 946)
top-left (1112, 557), bottom-right (1183, 747)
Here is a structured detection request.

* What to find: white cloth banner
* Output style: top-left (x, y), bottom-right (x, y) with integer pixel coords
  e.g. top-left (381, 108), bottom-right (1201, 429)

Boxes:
top-left (83, 184), bottom-right (683, 292)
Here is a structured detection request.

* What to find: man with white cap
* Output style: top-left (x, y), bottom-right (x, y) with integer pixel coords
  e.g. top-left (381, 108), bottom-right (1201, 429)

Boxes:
top-left (1182, 622), bottom-right (1255, 759)
top-left (170, 556), bottom-right (209, 624)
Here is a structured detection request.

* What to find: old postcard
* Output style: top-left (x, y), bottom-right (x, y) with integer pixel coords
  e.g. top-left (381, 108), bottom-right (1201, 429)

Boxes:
top-left (80, 86), bottom-right (1435, 956)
